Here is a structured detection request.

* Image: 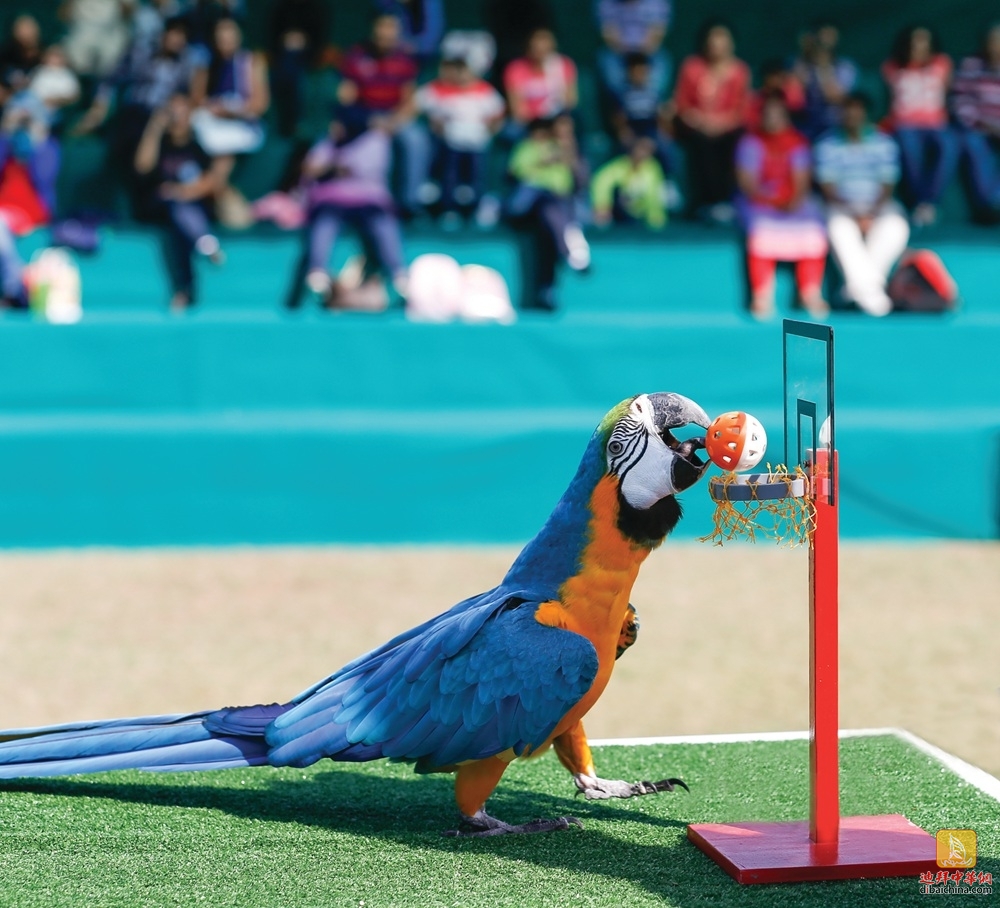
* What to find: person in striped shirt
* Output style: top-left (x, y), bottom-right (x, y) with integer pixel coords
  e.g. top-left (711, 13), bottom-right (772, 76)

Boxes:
top-left (881, 25), bottom-right (957, 226)
top-left (951, 23), bottom-right (1000, 217)
top-left (815, 92), bottom-right (909, 317)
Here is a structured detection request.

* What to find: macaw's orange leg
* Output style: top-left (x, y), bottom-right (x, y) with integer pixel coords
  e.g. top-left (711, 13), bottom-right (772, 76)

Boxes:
top-left (454, 756), bottom-right (510, 819)
top-left (559, 719), bottom-right (691, 801)
top-left (444, 755), bottom-right (582, 838)
top-left (553, 720), bottom-right (597, 780)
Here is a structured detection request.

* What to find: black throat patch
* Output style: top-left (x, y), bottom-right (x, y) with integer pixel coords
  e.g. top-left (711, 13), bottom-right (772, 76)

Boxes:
top-left (615, 490), bottom-right (682, 547)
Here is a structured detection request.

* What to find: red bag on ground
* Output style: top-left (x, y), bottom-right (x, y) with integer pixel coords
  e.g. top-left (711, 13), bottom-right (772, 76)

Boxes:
top-left (887, 249), bottom-right (958, 313)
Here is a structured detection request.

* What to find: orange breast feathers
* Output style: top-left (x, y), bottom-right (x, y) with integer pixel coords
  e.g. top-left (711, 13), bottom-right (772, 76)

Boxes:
top-left (534, 474), bottom-right (652, 735)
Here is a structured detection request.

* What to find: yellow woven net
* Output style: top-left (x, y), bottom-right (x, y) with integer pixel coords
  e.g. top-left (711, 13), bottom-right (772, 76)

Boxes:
top-left (700, 464), bottom-right (817, 547)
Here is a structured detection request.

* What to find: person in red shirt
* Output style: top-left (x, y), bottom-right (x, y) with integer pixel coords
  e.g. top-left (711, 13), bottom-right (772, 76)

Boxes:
top-left (673, 19), bottom-right (750, 221)
top-left (735, 92), bottom-right (827, 318)
top-left (882, 25), bottom-right (958, 226)
top-left (340, 13), bottom-right (430, 214)
top-left (503, 28), bottom-right (577, 137)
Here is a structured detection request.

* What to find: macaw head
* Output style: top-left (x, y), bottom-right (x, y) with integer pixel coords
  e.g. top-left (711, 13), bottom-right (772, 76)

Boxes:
top-left (598, 392), bottom-right (711, 543)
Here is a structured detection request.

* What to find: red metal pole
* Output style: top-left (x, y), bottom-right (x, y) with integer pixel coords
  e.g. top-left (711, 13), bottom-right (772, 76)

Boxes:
top-left (809, 450), bottom-right (839, 846)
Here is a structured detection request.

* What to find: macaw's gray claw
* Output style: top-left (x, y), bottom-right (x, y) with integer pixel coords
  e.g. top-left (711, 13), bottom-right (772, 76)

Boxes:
top-left (443, 810), bottom-right (583, 837)
top-left (575, 776), bottom-right (689, 800)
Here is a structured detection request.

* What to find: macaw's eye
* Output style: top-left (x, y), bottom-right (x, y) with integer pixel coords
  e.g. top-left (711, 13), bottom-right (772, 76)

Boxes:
top-left (609, 440), bottom-right (624, 455)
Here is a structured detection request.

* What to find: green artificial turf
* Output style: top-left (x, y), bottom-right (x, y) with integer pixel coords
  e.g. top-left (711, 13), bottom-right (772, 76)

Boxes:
top-left (0, 734), bottom-right (996, 908)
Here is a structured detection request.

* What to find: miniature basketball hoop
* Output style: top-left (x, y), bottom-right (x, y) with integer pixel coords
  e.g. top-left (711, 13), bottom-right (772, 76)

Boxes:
top-left (702, 466), bottom-right (815, 546)
top-left (688, 320), bottom-right (938, 884)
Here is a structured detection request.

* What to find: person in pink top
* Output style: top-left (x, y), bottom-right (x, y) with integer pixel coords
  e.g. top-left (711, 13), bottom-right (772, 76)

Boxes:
top-left (882, 25), bottom-right (958, 226)
top-left (503, 28), bottom-right (577, 136)
top-left (673, 19), bottom-right (750, 221)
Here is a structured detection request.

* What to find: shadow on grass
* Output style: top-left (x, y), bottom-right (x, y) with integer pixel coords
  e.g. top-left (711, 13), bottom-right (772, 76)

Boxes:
top-left (2, 767), bottom-right (969, 906)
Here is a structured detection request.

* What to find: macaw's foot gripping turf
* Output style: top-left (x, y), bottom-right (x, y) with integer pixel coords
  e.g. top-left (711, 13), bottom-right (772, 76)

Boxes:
top-left (0, 734), bottom-right (996, 908)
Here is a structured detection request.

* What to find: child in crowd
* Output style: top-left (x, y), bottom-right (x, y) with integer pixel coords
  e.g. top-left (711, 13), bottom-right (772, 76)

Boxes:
top-left (591, 136), bottom-right (666, 228)
top-left (413, 56), bottom-right (505, 226)
top-left (506, 114), bottom-right (589, 310)
top-left (608, 52), bottom-right (677, 180)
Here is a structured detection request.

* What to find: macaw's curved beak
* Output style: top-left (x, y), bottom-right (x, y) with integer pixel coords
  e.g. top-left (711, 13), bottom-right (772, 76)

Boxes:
top-left (647, 392), bottom-right (710, 493)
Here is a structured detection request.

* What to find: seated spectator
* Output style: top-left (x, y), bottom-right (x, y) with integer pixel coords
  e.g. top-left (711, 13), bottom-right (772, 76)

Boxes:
top-left (268, 0), bottom-right (328, 138)
top-left (735, 92), bottom-right (827, 318)
top-left (503, 28), bottom-right (577, 138)
top-left (130, 0), bottom-right (184, 64)
top-left (0, 68), bottom-right (65, 232)
top-left (815, 92), bottom-right (909, 317)
top-left (374, 0), bottom-right (445, 64)
top-left (608, 52), bottom-right (676, 178)
top-left (181, 0), bottom-right (245, 60)
top-left (0, 215), bottom-right (28, 308)
top-left (287, 106), bottom-right (406, 308)
top-left (591, 135), bottom-right (666, 228)
top-left (792, 20), bottom-right (858, 140)
top-left (0, 15), bottom-right (43, 91)
top-left (61, 0), bottom-right (134, 79)
top-left (673, 20), bottom-right (750, 222)
top-left (882, 26), bottom-right (957, 226)
top-left (746, 58), bottom-right (805, 131)
top-left (5, 44), bottom-right (81, 141)
top-left (75, 16), bottom-right (196, 203)
top-left (951, 23), bottom-right (1000, 217)
top-left (190, 16), bottom-right (268, 223)
top-left (413, 56), bottom-right (504, 227)
top-left (340, 13), bottom-right (429, 216)
top-left (134, 92), bottom-right (226, 311)
top-left (505, 114), bottom-right (589, 311)
top-left (596, 0), bottom-right (671, 97)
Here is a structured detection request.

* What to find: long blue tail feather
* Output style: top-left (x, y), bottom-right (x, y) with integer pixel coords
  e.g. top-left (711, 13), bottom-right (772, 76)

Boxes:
top-left (0, 704), bottom-right (289, 780)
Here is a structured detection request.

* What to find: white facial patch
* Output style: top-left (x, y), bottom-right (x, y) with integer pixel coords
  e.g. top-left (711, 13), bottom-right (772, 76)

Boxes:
top-left (606, 395), bottom-right (679, 510)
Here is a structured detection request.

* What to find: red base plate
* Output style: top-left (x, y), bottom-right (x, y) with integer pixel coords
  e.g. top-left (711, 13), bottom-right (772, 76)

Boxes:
top-left (687, 814), bottom-right (938, 884)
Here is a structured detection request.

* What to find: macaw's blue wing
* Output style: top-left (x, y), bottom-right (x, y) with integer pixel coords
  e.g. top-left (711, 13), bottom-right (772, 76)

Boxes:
top-left (265, 589), bottom-right (598, 772)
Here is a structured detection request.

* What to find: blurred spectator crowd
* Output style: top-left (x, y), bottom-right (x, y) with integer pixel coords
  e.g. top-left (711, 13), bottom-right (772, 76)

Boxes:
top-left (0, 1), bottom-right (998, 315)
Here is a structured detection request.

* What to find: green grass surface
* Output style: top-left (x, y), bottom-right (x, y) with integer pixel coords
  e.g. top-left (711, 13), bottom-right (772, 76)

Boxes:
top-left (0, 735), bottom-right (996, 907)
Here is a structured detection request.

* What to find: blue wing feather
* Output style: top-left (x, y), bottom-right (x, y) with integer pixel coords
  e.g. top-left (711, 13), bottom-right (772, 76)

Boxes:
top-left (266, 585), bottom-right (598, 771)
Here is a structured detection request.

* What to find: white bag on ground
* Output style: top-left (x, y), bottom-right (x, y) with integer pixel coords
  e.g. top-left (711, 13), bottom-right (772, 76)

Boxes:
top-left (406, 253), bottom-right (464, 322)
top-left (26, 247), bottom-right (82, 324)
top-left (405, 254), bottom-right (515, 324)
top-left (459, 264), bottom-right (515, 323)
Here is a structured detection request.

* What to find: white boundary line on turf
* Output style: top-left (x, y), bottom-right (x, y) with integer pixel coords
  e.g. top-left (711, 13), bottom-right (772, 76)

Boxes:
top-left (891, 728), bottom-right (1000, 804)
top-left (589, 727), bottom-right (1000, 804)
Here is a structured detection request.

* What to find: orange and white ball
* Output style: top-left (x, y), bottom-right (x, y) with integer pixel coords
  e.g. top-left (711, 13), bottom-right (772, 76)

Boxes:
top-left (705, 411), bottom-right (767, 472)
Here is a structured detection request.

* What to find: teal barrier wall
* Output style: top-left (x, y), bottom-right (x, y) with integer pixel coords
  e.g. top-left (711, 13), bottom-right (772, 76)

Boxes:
top-left (2, 228), bottom-right (998, 547)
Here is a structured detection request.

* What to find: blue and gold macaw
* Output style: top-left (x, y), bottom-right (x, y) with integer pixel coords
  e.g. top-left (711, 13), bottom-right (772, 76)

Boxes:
top-left (0, 392), bottom-right (710, 836)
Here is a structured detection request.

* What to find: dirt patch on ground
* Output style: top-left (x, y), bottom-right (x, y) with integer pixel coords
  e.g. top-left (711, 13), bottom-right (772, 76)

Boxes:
top-left (0, 543), bottom-right (996, 776)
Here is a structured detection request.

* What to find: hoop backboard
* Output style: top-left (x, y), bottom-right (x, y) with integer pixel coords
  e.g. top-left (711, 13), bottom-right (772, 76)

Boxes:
top-left (782, 320), bottom-right (835, 505)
